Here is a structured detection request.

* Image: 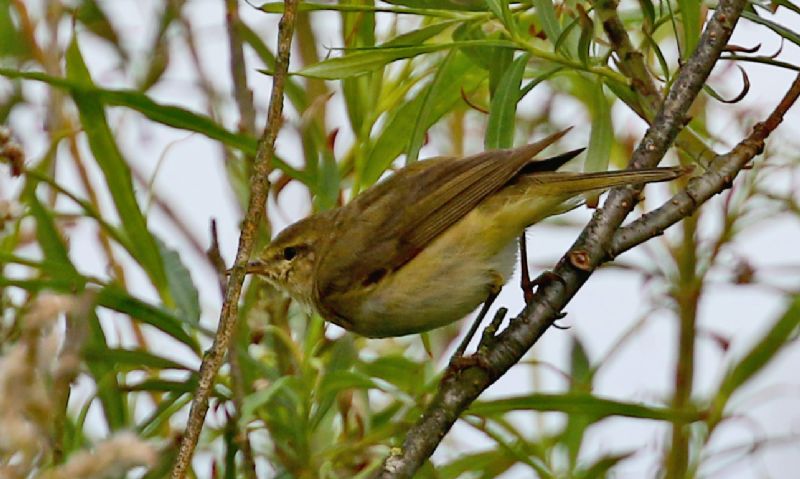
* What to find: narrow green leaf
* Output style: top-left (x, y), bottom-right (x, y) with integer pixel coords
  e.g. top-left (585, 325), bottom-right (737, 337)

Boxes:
top-left (406, 49), bottom-right (459, 162)
top-left (0, 0), bottom-right (29, 58)
top-left (240, 376), bottom-right (294, 423)
top-left (584, 80), bottom-right (613, 173)
top-left (741, 10), bottom-right (800, 48)
top-left (485, 53), bottom-right (530, 150)
top-left (259, 1), bottom-right (462, 15)
top-left (485, 0), bottom-right (517, 36)
top-left (341, 0), bottom-right (378, 135)
top-left (362, 50), bottom-right (487, 185)
top-left (563, 335), bottom-right (594, 468)
top-left (357, 355), bottom-right (431, 394)
top-left (0, 67), bottom-right (308, 183)
top-left (96, 286), bottom-right (200, 352)
top-left (315, 150), bottom-right (340, 211)
top-left (534, 0), bottom-right (562, 47)
top-left (576, 7), bottom-right (594, 66)
top-left (520, 68), bottom-right (561, 101)
top-left (155, 236), bottom-right (201, 324)
top-left (469, 393), bottom-right (701, 422)
top-left (678, 0), bottom-right (702, 57)
top-left (638, 0), bottom-right (656, 30)
top-left (574, 452), bottom-right (634, 479)
top-left (292, 40), bottom-right (516, 79)
top-left (383, 0), bottom-right (487, 10)
top-left (712, 297), bottom-right (800, 419)
top-left (236, 21), bottom-right (307, 110)
top-left (382, 20), bottom-right (457, 47)
top-left (26, 190), bottom-right (81, 282)
top-left (85, 311), bottom-right (129, 430)
top-left (73, 0), bottom-right (123, 56)
top-left (65, 38), bottom-right (169, 298)
top-left (773, 0), bottom-right (800, 15)
top-left (84, 347), bottom-right (192, 371)
top-left (488, 46), bottom-right (514, 96)
top-left (123, 378), bottom-right (198, 393)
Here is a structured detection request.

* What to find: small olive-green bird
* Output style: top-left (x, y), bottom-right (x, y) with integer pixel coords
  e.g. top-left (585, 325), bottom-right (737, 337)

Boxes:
top-left (248, 129), bottom-right (682, 337)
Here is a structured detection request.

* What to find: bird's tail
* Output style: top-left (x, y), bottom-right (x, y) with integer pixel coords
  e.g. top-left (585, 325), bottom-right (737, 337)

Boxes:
top-left (524, 166), bottom-right (687, 195)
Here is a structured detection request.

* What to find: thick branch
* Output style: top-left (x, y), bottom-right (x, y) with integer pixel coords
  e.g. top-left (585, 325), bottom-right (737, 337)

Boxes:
top-left (169, 1), bottom-right (299, 477)
top-left (376, 1), bottom-right (747, 477)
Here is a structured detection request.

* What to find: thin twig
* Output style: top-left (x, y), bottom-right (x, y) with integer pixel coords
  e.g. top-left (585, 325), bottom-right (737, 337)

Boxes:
top-left (169, 0), bottom-right (300, 477)
top-left (376, 1), bottom-right (747, 477)
top-left (611, 73), bottom-right (800, 255)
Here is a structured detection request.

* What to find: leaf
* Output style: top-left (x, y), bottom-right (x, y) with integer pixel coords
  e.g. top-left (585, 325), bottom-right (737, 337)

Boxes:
top-left (292, 40), bottom-right (516, 79)
top-left (773, 0), bottom-right (800, 15)
top-left (562, 336), bottom-right (595, 468)
top-left (534, 0), bottom-right (562, 47)
top-left (576, 5), bottom-right (594, 66)
top-left (678, 0), bottom-right (702, 57)
top-left (638, 0), bottom-right (655, 29)
top-left (236, 21), bottom-right (307, 110)
top-left (65, 38), bottom-right (169, 299)
top-left (84, 347), bottom-right (192, 371)
top-left (469, 393), bottom-right (701, 422)
top-left (485, 53), bottom-right (530, 149)
top-left (155, 236), bottom-right (201, 324)
top-left (741, 10), bottom-right (800, 49)
top-left (485, 0), bottom-right (517, 36)
top-left (240, 376), bottom-right (294, 424)
top-left (0, 0), bottom-right (29, 58)
top-left (574, 452), bottom-right (634, 479)
top-left (96, 286), bottom-right (200, 352)
top-left (0, 67), bottom-right (308, 183)
top-left (259, 1), bottom-right (462, 15)
top-left (123, 378), bottom-right (198, 393)
top-left (26, 189), bottom-right (81, 283)
top-left (406, 49), bottom-right (459, 162)
top-left (84, 311), bottom-right (128, 430)
top-left (382, 20), bottom-right (457, 47)
top-left (584, 80), bottom-right (613, 174)
top-left (73, 0), bottom-right (123, 58)
top-left (382, 0), bottom-right (487, 10)
top-left (341, 0), bottom-right (378, 135)
top-left (361, 50), bottom-right (486, 185)
top-left (357, 355), bottom-right (432, 394)
top-left (712, 296), bottom-right (800, 419)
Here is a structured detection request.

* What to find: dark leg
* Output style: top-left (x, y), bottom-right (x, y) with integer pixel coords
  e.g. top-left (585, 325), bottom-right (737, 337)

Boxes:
top-left (451, 290), bottom-right (499, 359)
top-left (519, 233), bottom-right (535, 304)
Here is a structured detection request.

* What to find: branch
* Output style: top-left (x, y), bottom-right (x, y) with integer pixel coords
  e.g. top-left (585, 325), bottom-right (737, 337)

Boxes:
top-left (612, 73), bottom-right (800, 255)
top-left (169, 1), bottom-right (300, 477)
top-left (376, 1), bottom-right (748, 477)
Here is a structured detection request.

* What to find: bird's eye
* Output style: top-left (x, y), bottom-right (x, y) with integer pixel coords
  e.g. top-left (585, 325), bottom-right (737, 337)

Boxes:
top-left (283, 246), bottom-right (298, 261)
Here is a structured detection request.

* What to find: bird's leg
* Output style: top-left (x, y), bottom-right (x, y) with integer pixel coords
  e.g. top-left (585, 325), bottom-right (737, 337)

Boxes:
top-left (520, 233), bottom-right (570, 328)
top-left (450, 271), bottom-right (504, 363)
top-left (519, 232), bottom-right (535, 303)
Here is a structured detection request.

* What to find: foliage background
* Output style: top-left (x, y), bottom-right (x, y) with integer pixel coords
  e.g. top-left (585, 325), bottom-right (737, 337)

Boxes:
top-left (1, 0), bottom-right (799, 478)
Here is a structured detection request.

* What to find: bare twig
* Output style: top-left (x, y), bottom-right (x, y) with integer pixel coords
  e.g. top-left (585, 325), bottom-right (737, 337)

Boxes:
top-left (169, 0), bottom-right (300, 477)
top-left (611, 73), bottom-right (800, 254)
top-left (376, 1), bottom-right (748, 477)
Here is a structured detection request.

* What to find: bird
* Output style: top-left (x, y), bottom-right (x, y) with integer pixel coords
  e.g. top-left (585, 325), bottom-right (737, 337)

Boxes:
top-left (246, 129), bottom-right (683, 338)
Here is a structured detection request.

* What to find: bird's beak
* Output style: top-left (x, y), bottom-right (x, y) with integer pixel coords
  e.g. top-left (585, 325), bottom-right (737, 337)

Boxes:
top-left (226, 261), bottom-right (269, 276)
top-left (245, 261), bottom-right (268, 274)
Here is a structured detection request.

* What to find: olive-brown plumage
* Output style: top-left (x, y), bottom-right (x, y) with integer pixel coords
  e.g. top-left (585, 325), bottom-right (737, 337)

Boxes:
top-left (250, 130), bottom-right (683, 337)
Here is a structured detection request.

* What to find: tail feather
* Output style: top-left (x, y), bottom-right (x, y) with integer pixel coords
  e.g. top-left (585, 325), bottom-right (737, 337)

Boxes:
top-left (524, 166), bottom-right (686, 195)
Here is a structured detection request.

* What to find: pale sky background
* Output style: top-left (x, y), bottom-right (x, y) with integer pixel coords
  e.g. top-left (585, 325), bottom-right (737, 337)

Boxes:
top-left (5, 1), bottom-right (800, 477)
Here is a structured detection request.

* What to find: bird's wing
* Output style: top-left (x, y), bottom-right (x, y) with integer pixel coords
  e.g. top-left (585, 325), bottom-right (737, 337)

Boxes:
top-left (314, 129), bottom-right (574, 313)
